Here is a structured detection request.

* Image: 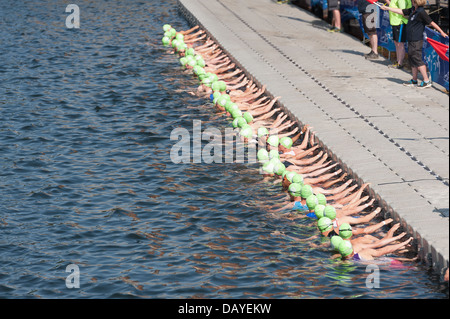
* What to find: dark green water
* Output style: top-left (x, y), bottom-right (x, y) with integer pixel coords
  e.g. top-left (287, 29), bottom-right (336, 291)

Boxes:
top-left (0, 0), bottom-right (448, 298)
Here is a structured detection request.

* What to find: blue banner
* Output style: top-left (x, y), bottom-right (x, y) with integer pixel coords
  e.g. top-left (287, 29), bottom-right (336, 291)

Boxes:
top-left (423, 27), bottom-right (449, 90)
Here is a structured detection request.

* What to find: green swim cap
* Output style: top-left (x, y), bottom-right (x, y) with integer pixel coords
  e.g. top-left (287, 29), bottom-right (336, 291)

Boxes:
top-left (227, 103), bottom-right (240, 114)
top-left (268, 149), bottom-right (280, 160)
top-left (317, 217), bottom-right (333, 233)
top-left (198, 73), bottom-right (207, 81)
top-left (330, 235), bottom-right (344, 252)
top-left (237, 117), bottom-right (247, 128)
top-left (225, 101), bottom-right (236, 113)
top-left (314, 204), bottom-right (326, 218)
top-left (193, 65), bottom-right (203, 75)
top-left (194, 54), bottom-right (203, 63)
top-left (257, 127), bottom-right (269, 138)
top-left (257, 148), bottom-right (269, 163)
top-left (230, 109), bottom-right (242, 119)
top-left (267, 135), bottom-right (279, 148)
top-left (338, 240), bottom-right (353, 257)
top-left (285, 171), bottom-right (297, 182)
top-left (243, 112), bottom-right (253, 124)
top-left (316, 193), bottom-right (327, 206)
top-left (262, 160), bottom-right (276, 174)
top-left (288, 183), bottom-right (302, 197)
top-left (273, 162), bottom-right (286, 176)
top-left (339, 223), bottom-right (353, 239)
top-left (300, 184), bottom-right (313, 199)
top-left (280, 136), bottom-right (293, 149)
top-left (232, 117), bottom-right (242, 128)
top-left (162, 36), bottom-right (170, 46)
top-left (209, 73), bottom-right (218, 82)
top-left (196, 67), bottom-right (206, 77)
top-left (171, 39), bottom-right (179, 48)
top-left (324, 205), bottom-right (336, 220)
top-left (217, 96), bottom-right (229, 108)
top-left (240, 126), bottom-right (253, 139)
top-left (179, 57), bottom-right (188, 66)
top-left (196, 57), bottom-right (205, 68)
top-left (218, 81), bottom-right (227, 92)
top-left (187, 58), bottom-right (197, 68)
top-left (202, 77), bottom-right (212, 87)
top-left (176, 33), bottom-right (184, 41)
top-left (163, 24), bottom-right (172, 32)
top-left (176, 43), bottom-right (187, 53)
top-left (185, 48), bottom-right (195, 56)
top-left (292, 173), bottom-right (304, 185)
top-left (306, 194), bottom-right (319, 211)
top-left (170, 28), bottom-right (177, 38)
top-left (211, 81), bottom-right (221, 92)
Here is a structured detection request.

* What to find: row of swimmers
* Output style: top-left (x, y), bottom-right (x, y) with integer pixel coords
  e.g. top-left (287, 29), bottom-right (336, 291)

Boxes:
top-left (161, 24), bottom-right (418, 266)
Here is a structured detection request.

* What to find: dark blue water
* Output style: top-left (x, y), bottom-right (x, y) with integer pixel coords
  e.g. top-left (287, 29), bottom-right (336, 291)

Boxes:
top-left (0, 0), bottom-right (448, 298)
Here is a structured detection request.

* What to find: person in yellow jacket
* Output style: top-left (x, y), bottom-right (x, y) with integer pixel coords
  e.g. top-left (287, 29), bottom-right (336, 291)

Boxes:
top-left (385, 0), bottom-right (412, 69)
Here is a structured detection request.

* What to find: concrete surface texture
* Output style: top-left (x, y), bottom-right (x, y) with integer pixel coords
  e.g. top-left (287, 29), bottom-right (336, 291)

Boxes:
top-left (177, 0), bottom-right (449, 275)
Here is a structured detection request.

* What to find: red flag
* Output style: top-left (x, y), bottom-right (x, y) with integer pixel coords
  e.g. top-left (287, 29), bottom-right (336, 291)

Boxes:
top-left (426, 37), bottom-right (449, 62)
top-left (364, 0), bottom-right (384, 7)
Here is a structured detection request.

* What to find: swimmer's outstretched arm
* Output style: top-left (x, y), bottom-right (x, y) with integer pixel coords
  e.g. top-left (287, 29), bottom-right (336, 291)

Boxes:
top-left (253, 108), bottom-right (280, 122)
top-left (339, 198), bottom-right (375, 215)
top-left (313, 179), bottom-right (353, 195)
top-left (298, 161), bottom-right (338, 176)
top-left (333, 183), bottom-right (369, 206)
top-left (353, 217), bottom-right (393, 236)
top-left (289, 131), bottom-right (313, 155)
top-left (179, 25), bottom-right (199, 35)
top-left (382, 223), bottom-right (400, 240)
top-left (272, 120), bottom-right (296, 133)
top-left (184, 33), bottom-right (206, 43)
top-left (366, 237), bottom-right (414, 258)
top-left (284, 150), bottom-right (323, 166)
top-left (339, 207), bottom-right (380, 226)
top-left (218, 69), bottom-right (242, 80)
top-left (249, 97), bottom-right (279, 115)
top-left (225, 74), bottom-right (246, 85)
top-left (325, 184), bottom-right (359, 202)
top-left (367, 232), bottom-right (407, 250)
top-left (278, 127), bottom-right (300, 138)
top-left (303, 170), bottom-right (344, 188)
top-left (270, 113), bottom-right (289, 128)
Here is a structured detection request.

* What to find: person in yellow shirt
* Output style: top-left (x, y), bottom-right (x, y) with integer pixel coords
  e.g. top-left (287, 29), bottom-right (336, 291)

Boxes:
top-left (385, 0), bottom-right (412, 69)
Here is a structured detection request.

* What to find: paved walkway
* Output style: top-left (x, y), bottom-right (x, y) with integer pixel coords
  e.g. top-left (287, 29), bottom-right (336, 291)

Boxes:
top-left (178, 0), bottom-right (449, 274)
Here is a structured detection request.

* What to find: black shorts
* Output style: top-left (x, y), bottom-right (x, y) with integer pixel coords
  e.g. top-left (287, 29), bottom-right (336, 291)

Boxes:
top-left (392, 24), bottom-right (407, 43)
top-left (362, 13), bottom-right (377, 36)
top-left (408, 40), bottom-right (425, 68)
top-left (328, 0), bottom-right (339, 11)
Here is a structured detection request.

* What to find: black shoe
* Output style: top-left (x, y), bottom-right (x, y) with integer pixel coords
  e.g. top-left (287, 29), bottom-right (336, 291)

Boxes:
top-left (364, 51), bottom-right (379, 60)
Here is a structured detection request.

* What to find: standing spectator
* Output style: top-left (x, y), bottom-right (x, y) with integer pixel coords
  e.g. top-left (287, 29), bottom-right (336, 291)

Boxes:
top-left (327, 0), bottom-right (342, 33)
top-left (381, 0), bottom-right (449, 88)
top-left (385, 0), bottom-right (412, 69)
top-left (358, 0), bottom-right (380, 59)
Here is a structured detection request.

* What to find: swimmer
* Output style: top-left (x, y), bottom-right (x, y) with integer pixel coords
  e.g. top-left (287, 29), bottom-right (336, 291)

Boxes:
top-left (338, 236), bottom-right (414, 261)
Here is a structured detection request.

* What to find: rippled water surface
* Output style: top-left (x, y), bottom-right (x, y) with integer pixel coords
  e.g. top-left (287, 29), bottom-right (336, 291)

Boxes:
top-left (0, 0), bottom-right (448, 298)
